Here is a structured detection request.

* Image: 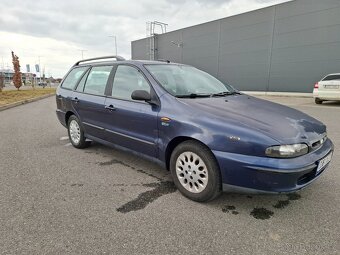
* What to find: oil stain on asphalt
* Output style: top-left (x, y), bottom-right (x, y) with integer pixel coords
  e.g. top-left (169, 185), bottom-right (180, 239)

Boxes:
top-left (273, 200), bottom-right (290, 209)
top-left (250, 207), bottom-right (274, 220)
top-left (98, 158), bottom-right (132, 168)
top-left (70, 183), bottom-right (84, 187)
top-left (117, 181), bottom-right (177, 213)
top-left (137, 169), bottom-right (163, 182)
top-left (273, 193), bottom-right (301, 209)
top-left (222, 193), bottom-right (302, 220)
top-left (96, 153), bottom-right (303, 217)
top-left (96, 156), bottom-right (176, 213)
top-left (287, 193), bottom-right (301, 200)
top-left (222, 205), bottom-right (239, 215)
top-left (249, 193), bottom-right (301, 220)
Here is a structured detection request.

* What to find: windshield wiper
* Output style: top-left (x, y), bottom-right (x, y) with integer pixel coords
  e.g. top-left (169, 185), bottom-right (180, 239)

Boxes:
top-left (211, 91), bottom-right (242, 97)
top-left (176, 93), bottom-right (211, 98)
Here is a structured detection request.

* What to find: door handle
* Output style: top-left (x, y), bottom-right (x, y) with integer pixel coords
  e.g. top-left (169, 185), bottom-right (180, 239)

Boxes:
top-left (71, 97), bottom-right (79, 103)
top-left (105, 104), bottom-right (116, 111)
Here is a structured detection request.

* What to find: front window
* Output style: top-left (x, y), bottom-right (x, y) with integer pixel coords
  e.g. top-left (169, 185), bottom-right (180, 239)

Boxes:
top-left (145, 64), bottom-right (235, 97)
top-left (111, 65), bottom-right (150, 100)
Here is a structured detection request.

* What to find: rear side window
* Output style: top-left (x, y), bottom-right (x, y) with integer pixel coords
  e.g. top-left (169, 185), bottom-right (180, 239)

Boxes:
top-left (61, 67), bottom-right (88, 89)
top-left (322, 75), bottom-right (340, 81)
top-left (83, 66), bottom-right (113, 96)
top-left (76, 69), bottom-right (90, 92)
top-left (111, 65), bottom-right (150, 100)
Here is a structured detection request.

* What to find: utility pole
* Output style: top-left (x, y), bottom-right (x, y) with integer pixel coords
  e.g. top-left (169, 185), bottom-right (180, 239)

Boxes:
top-left (108, 35), bottom-right (118, 56)
top-left (78, 49), bottom-right (87, 59)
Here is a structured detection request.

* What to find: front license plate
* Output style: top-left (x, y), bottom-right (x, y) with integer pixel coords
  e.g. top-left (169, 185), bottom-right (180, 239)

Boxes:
top-left (317, 152), bottom-right (332, 173)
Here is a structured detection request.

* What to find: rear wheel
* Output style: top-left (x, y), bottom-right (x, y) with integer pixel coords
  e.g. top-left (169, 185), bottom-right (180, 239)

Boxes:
top-left (315, 98), bottom-right (323, 104)
top-left (67, 115), bottom-right (90, 149)
top-left (170, 140), bottom-right (222, 202)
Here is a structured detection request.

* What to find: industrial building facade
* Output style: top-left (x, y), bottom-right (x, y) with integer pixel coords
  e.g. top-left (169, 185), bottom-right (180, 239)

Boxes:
top-left (131, 0), bottom-right (340, 93)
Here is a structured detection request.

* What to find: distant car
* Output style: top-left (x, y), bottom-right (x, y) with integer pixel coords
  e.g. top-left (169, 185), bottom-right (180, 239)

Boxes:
top-left (56, 56), bottom-right (333, 202)
top-left (313, 73), bottom-right (340, 104)
top-left (38, 82), bottom-right (47, 87)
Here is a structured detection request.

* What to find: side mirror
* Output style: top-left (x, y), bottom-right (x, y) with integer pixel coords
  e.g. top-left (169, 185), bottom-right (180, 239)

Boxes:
top-left (131, 90), bottom-right (151, 102)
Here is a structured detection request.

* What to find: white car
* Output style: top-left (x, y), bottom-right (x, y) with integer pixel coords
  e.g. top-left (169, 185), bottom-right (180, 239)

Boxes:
top-left (313, 73), bottom-right (340, 104)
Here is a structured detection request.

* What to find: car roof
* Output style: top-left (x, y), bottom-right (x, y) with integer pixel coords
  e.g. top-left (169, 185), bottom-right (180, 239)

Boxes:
top-left (74, 56), bottom-right (185, 68)
top-left (324, 73), bottom-right (340, 76)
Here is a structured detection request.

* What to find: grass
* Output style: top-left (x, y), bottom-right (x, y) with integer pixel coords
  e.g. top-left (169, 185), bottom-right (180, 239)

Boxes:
top-left (0, 87), bottom-right (56, 106)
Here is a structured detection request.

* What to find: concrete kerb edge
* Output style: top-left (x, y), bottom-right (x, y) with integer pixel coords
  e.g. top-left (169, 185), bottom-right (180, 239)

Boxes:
top-left (0, 93), bottom-right (55, 112)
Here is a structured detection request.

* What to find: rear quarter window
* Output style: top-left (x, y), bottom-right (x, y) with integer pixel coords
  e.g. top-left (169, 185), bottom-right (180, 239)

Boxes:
top-left (61, 67), bottom-right (88, 90)
top-left (322, 75), bottom-right (340, 81)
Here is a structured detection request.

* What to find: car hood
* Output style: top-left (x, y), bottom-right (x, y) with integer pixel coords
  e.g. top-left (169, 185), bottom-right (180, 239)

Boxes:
top-left (179, 94), bottom-right (326, 144)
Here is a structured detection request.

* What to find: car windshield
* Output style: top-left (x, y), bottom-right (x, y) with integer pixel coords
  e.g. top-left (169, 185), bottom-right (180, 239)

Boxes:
top-left (145, 64), bottom-right (236, 98)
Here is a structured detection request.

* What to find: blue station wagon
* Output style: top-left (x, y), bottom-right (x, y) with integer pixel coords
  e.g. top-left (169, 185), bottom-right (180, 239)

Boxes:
top-left (56, 56), bottom-right (334, 201)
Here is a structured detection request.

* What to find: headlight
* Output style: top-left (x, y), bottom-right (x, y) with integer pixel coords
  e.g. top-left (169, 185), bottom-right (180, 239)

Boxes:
top-left (265, 144), bottom-right (309, 158)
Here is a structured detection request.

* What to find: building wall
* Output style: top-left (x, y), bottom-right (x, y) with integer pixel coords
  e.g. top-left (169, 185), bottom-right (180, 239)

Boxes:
top-left (0, 69), bottom-right (35, 84)
top-left (131, 0), bottom-right (340, 92)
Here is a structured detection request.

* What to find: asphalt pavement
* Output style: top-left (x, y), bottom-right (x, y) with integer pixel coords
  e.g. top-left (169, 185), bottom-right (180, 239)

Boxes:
top-left (0, 96), bottom-right (339, 254)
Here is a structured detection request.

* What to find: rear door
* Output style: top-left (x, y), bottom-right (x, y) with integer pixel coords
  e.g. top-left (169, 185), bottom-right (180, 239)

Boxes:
top-left (71, 65), bottom-right (113, 140)
top-left (102, 64), bottom-right (160, 157)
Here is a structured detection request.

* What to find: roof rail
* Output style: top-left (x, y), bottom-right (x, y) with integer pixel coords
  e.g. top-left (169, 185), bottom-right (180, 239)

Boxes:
top-left (73, 55), bottom-right (125, 66)
top-left (157, 59), bottom-right (171, 63)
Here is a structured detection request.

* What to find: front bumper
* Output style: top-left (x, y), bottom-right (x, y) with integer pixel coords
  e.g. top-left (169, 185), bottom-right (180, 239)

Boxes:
top-left (213, 139), bottom-right (334, 193)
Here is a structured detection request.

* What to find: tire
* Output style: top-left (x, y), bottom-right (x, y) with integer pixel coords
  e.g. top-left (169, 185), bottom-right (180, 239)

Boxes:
top-left (67, 115), bottom-right (90, 149)
top-left (315, 98), bottom-right (323, 104)
top-left (170, 140), bottom-right (222, 202)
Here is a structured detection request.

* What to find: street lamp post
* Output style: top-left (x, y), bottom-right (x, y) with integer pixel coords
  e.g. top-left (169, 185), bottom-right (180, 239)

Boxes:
top-left (38, 56), bottom-right (42, 83)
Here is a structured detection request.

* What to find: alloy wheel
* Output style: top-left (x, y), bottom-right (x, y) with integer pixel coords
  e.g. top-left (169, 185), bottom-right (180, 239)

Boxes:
top-left (175, 152), bottom-right (209, 193)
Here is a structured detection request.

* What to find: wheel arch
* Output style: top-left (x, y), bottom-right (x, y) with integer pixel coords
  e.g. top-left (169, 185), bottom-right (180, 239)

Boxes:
top-left (65, 111), bottom-right (75, 125)
top-left (164, 136), bottom-right (214, 171)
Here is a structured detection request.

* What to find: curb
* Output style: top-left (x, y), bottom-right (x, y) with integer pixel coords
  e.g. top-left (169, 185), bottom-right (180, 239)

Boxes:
top-left (0, 93), bottom-right (55, 112)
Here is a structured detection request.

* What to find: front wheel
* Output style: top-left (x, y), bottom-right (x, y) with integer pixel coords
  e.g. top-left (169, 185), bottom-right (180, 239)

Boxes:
top-left (67, 115), bottom-right (90, 149)
top-left (170, 141), bottom-right (222, 202)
